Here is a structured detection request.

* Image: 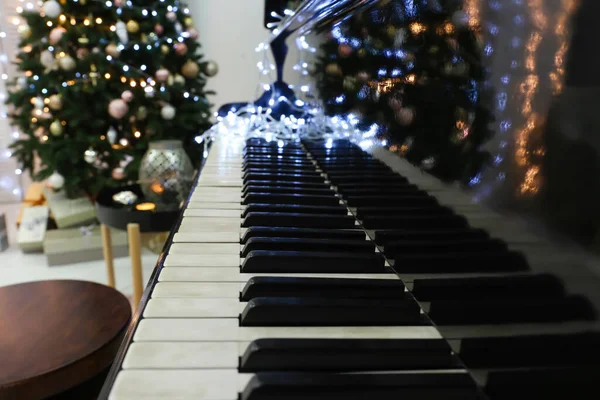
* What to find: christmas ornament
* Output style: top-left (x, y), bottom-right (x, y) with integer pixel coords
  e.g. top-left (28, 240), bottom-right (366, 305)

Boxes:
top-left (17, 76), bottom-right (28, 88)
top-left (148, 32), bottom-right (157, 41)
top-left (166, 11), bottom-right (177, 22)
top-left (167, 74), bottom-right (174, 86)
top-left (187, 28), bottom-right (199, 40)
top-left (338, 44), bottom-right (352, 57)
top-left (385, 25), bottom-right (396, 39)
top-left (174, 43), bottom-right (188, 55)
top-left (357, 71), bottom-right (370, 82)
top-left (31, 97), bottom-right (44, 110)
top-left (325, 63), bottom-right (342, 76)
top-left (49, 27), bottom-right (66, 44)
top-left (112, 190), bottom-right (137, 204)
top-left (136, 106), bottom-right (148, 120)
top-left (48, 94), bottom-right (62, 110)
top-left (58, 55), bottom-right (76, 71)
top-left (76, 48), bottom-right (89, 60)
top-left (108, 99), bottom-right (129, 119)
top-left (126, 20), bottom-right (139, 33)
top-left (84, 147), bottom-right (98, 164)
top-left (34, 127), bottom-right (45, 137)
top-left (18, 24), bottom-right (31, 40)
top-left (38, 112), bottom-right (52, 120)
top-left (140, 33), bottom-right (148, 43)
top-left (395, 107), bottom-right (415, 126)
top-left (115, 20), bottom-right (128, 43)
top-left (105, 43), bottom-right (120, 57)
top-left (154, 24), bottom-right (164, 35)
top-left (40, 50), bottom-right (56, 70)
top-left (160, 44), bottom-right (170, 55)
top-left (112, 167), bottom-right (126, 180)
top-left (174, 22), bottom-right (183, 34)
top-left (343, 76), bottom-right (358, 92)
top-left (443, 63), bottom-right (453, 75)
top-left (113, 0), bottom-right (123, 6)
top-left (181, 60), bottom-right (199, 78)
top-left (394, 29), bottom-right (407, 47)
top-left (78, 35), bottom-right (89, 45)
top-left (161, 104), bottom-right (176, 120)
top-left (48, 172), bottom-right (65, 189)
top-left (155, 68), bottom-right (169, 82)
top-left (107, 126), bottom-right (117, 144)
top-left (184, 17), bottom-right (193, 27)
top-left (42, 0), bottom-right (61, 18)
top-left (92, 47), bottom-right (100, 53)
top-left (388, 97), bottom-right (402, 111)
top-left (357, 48), bottom-right (367, 58)
top-left (202, 61), bottom-right (219, 77)
top-left (121, 90), bottom-right (133, 102)
top-left (174, 74), bottom-right (185, 85)
top-left (452, 10), bottom-right (470, 28)
top-left (50, 120), bottom-right (63, 136)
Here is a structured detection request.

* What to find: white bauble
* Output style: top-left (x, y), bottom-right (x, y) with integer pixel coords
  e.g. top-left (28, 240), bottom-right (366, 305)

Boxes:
top-left (42, 0), bottom-right (61, 18)
top-left (173, 74), bottom-right (185, 85)
top-left (84, 148), bottom-right (98, 164)
top-left (58, 55), bottom-right (76, 71)
top-left (18, 24), bottom-right (31, 40)
top-left (32, 96), bottom-right (44, 110)
top-left (40, 50), bottom-right (56, 70)
top-left (161, 104), bottom-right (176, 120)
top-left (115, 20), bottom-right (128, 44)
top-left (48, 172), bottom-right (65, 189)
top-left (107, 126), bottom-right (117, 144)
top-left (17, 76), bottom-right (27, 88)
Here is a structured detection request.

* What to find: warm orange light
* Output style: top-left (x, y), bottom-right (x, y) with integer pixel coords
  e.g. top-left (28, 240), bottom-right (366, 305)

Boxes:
top-left (135, 202), bottom-right (156, 211)
top-left (120, 76), bottom-right (127, 83)
top-left (134, 131), bottom-right (141, 138)
top-left (150, 182), bottom-right (164, 194)
top-left (104, 73), bottom-right (111, 79)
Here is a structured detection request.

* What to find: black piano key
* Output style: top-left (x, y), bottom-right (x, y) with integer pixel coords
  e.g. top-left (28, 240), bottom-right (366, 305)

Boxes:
top-left (321, 166), bottom-right (390, 173)
top-left (240, 277), bottom-right (405, 300)
top-left (242, 193), bottom-right (340, 206)
top-left (338, 187), bottom-right (423, 196)
top-left (239, 297), bottom-right (422, 326)
top-left (243, 186), bottom-right (334, 196)
top-left (412, 274), bottom-right (565, 301)
top-left (241, 227), bottom-right (365, 243)
top-left (459, 332), bottom-right (600, 368)
top-left (244, 173), bottom-right (325, 183)
top-left (244, 166), bottom-right (319, 173)
top-left (242, 180), bottom-right (331, 189)
top-left (363, 215), bottom-right (468, 230)
top-left (239, 338), bottom-right (457, 371)
top-left (243, 160), bottom-right (314, 168)
top-left (484, 366), bottom-right (599, 400)
top-left (375, 229), bottom-right (490, 245)
top-left (242, 212), bottom-right (356, 229)
top-left (331, 177), bottom-right (410, 186)
top-left (241, 372), bottom-right (481, 400)
top-left (241, 250), bottom-right (386, 273)
top-left (346, 195), bottom-right (438, 207)
top-left (242, 204), bottom-right (347, 217)
top-left (384, 239), bottom-right (508, 256)
top-left (428, 295), bottom-right (595, 325)
top-left (394, 251), bottom-right (530, 273)
top-left (245, 149), bottom-right (306, 156)
top-left (241, 238), bottom-right (375, 257)
top-left (356, 206), bottom-right (454, 219)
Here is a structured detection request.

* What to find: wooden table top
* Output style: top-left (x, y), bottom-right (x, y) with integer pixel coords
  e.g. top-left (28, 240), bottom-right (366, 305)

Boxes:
top-left (0, 280), bottom-right (131, 399)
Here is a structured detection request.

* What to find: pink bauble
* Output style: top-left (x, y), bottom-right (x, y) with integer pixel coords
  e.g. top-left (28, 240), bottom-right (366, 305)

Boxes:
top-left (34, 126), bottom-right (45, 137)
top-left (49, 27), bottom-right (66, 45)
top-left (108, 99), bottom-right (129, 119)
top-left (76, 48), bottom-right (89, 60)
top-left (112, 167), bottom-right (125, 180)
top-left (187, 28), bottom-right (199, 40)
top-left (174, 43), bottom-right (187, 55)
top-left (166, 11), bottom-right (177, 22)
top-left (154, 24), bottom-right (164, 35)
top-left (155, 68), bottom-right (169, 82)
top-left (388, 98), bottom-right (402, 111)
top-left (114, 0), bottom-right (123, 6)
top-left (357, 71), bottom-right (370, 82)
top-left (121, 90), bottom-right (133, 102)
top-left (338, 44), bottom-right (352, 58)
top-left (395, 107), bottom-right (415, 126)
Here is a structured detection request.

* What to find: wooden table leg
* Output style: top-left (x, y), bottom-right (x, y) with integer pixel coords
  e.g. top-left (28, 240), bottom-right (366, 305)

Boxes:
top-left (127, 223), bottom-right (144, 308)
top-left (100, 224), bottom-right (116, 288)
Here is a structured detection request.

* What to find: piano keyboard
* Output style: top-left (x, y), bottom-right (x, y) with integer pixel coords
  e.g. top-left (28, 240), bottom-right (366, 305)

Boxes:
top-left (103, 135), bottom-right (600, 400)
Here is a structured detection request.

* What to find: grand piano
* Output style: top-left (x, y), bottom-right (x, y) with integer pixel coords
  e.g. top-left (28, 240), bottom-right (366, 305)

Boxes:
top-left (99, 0), bottom-right (600, 398)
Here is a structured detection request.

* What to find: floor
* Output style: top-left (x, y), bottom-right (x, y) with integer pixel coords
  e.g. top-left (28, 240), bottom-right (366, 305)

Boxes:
top-left (0, 203), bottom-right (160, 299)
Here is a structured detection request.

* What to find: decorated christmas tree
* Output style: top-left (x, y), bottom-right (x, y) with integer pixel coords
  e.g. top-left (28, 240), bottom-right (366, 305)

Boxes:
top-left (313, 0), bottom-right (493, 184)
top-left (7, 0), bottom-right (217, 197)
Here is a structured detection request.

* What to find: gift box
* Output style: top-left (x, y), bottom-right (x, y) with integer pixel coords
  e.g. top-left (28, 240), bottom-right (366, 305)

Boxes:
top-left (18, 206), bottom-right (50, 253)
top-left (24, 182), bottom-right (46, 205)
top-left (43, 187), bottom-right (97, 229)
top-left (43, 225), bottom-right (129, 266)
top-left (0, 213), bottom-right (8, 252)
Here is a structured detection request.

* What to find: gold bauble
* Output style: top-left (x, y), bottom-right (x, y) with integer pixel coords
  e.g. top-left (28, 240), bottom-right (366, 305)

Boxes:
top-left (357, 48), bottom-right (367, 58)
top-left (160, 44), bottom-right (169, 55)
top-left (184, 17), bottom-right (193, 27)
top-left (48, 94), bottom-right (62, 110)
top-left (18, 25), bottom-right (31, 40)
top-left (202, 61), bottom-right (219, 77)
top-left (78, 35), bottom-right (89, 45)
top-left (105, 43), bottom-right (120, 58)
top-left (126, 20), bottom-right (139, 33)
top-left (181, 60), bottom-right (199, 78)
top-left (385, 25), bottom-right (396, 39)
top-left (173, 74), bottom-right (185, 85)
top-left (50, 120), bottom-right (63, 136)
top-left (167, 74), bottom-right (174, 86)
top-left (325, 63), bottom-right (342, 76)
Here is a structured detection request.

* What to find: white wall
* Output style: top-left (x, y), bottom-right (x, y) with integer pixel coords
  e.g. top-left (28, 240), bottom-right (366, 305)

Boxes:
top-left (189, 0), bottom-right (305, 111)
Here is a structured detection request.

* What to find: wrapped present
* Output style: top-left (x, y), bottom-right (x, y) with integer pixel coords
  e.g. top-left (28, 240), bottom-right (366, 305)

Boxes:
top-left (44, 224), bottom-right (128, 266)
top-left (16, 200), bottom-right (49, 227)
top-left (43, 187), bottom-right (96, 229)
top-left (18, 206), bottom-right (49, 253)
top-left (0, 213), bottom-right (8, 252)
top-left (24, 182), bottom-right (46, 205)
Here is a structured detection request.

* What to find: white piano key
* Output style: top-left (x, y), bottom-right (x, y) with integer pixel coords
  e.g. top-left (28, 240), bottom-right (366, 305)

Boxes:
top-left (197, 179), bottom-right (242, 187)
top-left (173, 232), bottom-right (240, 243)
top-left (183, 209), bottom-right (241, 218)
top-left (188, 193), bottom-right (241, 202)
top-left (177, 218), bottom-right (240, 232)
top-left (158, 267), bottom-right (399, 283)
top-left (152, 282), bottom-right (241, 298)
top-left (144, 298), bottom-right (244, 317)
top-left (134, 319), bottom-right (443, 342)
top-left (169, 243), bottom-right (240, 254)
top-left (192, 187), bottom-right (242, 195)
top-left (109, 369), bottom-right (249, 400)
top-left (185, 202), bottom-right (242, 210)
top-left (122, 342), bottom-right (239, 369)
top-left (164, 254), bottom-right (239, 267)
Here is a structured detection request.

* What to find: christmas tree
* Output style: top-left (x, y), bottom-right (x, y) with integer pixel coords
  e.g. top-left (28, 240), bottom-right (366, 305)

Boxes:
top-left (7, 0), bottom-right (217, 198)
top-left (313, 0), bottom-right (493, 184)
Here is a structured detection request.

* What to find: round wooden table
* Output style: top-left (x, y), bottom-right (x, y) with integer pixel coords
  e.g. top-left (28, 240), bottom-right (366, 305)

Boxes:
top-left (0, 280), bottom-right (132, 399)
